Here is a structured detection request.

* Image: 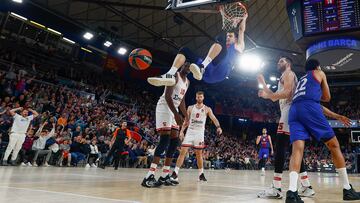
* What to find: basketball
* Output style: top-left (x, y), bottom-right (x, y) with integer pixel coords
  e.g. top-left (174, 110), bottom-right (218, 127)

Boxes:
top-left (128, 48), bottom-right (152, 70)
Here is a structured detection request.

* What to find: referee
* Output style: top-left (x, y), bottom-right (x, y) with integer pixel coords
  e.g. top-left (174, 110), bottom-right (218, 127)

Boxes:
top-left (2, 107), bottom-right (39, 165)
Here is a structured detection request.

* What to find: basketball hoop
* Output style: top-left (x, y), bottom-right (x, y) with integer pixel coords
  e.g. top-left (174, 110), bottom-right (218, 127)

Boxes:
top-left (220, 2), bottom-right (247, 31)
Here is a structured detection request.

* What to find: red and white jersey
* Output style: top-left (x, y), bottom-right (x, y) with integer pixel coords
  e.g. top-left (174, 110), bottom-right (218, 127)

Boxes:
top-left (277, 70), bottom-right (298, 111)
top-left (157, 72), bottom-right (189, 108)
top-left (188, 104), bottom-right (207, 132)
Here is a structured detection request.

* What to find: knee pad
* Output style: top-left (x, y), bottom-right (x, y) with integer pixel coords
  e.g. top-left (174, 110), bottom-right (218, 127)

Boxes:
top-left (166, 138), bottom-right (180, 158)
top-left (154, 135), bottom-right (171, 157)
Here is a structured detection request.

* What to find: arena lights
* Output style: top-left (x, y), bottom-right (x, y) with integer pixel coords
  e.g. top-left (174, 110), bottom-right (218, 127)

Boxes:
top-left (30, 21), bottom-right (46, 29)
top-left (118, 47), bottom-right (127, 55)
top-left (104, 41), bottom-right (112, 47)
top-left (10, 12), bottom-right (27, 21)
top-left (239, 54), bottom-right (264, 72)
top-left (258, 84), bottom-right (264, 89)
top-left (270, 76), bottom-right (277, 81)
top-left (62, 37), bottom-right (75, 44)
top-left (81, 47), bottom-right (92, 53)
top-left (12, 0), bottom-right (23, 3)
top-left (47, 28), bottom-right (62, 35)
top-left (83, 32), bottom-right (94, 40)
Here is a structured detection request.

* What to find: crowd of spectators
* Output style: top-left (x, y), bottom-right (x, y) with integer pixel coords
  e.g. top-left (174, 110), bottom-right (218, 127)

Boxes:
top-left (0, 40), bottom-right (358, 173)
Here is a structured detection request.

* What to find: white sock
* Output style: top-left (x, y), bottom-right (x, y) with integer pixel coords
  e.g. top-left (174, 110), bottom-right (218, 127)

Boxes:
top-left (336, 168), bottom-right (351, 190)
top-left (199, 168), bottom-right (204, 176)
top-left (174, 166), bottom-right (180, 175)
top-left (166, 67), bottom-right (178, 75)
top-left (261, 167), bottom-right (265, 171)
top-left (161, 166), bottom-right (171, 178)
top-left (289, 171), bottom-right (299, 192)
top-left (201, 56), bottom-right (212, 69)
top-left (146, 163), bottom-right (157, 179)
top-left (273, 173), bottom-right (283, 189)
top-left (300, 172), bottom-right (311, 187)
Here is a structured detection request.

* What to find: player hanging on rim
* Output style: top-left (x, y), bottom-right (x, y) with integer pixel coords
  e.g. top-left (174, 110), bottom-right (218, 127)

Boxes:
top-left (141, 63), bottom-right (190, 188)
top-left (285, 59), bottom-right (359, 203)
top-left (170, 91), bottom-right (222, 184)
top-left (147, 2), bottom-right (247, 86)
top-left (256, 128), bottom-right (274, 176)
top-left (256, 56), bottom-right (315, 199)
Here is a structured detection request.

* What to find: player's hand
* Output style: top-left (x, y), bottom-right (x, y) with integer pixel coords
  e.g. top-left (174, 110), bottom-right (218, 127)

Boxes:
top-left (179, 131), bottom-right (185, 142)
top-left (258, 90), bottom-right (270, 99)
top-left (337, 115), bottom-right (351, 127)
top-left (271, 150), bottom-right (274, 156)
top-left (174, 113), bottom-right (184, 126)
top-left (257, 74), bottom-right (266, 85)
top-left (216, 127), bottom-right (223, 135)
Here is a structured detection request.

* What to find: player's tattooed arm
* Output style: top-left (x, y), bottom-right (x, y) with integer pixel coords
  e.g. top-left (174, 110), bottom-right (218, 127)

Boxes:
top-left (322, 106), bottom-right (351, 127)
top-left (259, 71), bottom-right (295, 102)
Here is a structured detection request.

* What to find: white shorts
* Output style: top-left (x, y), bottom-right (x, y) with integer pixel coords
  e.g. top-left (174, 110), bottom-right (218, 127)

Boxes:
top-left (278, 105), bottom-right (290, 135)
top-left (155, 104), bottom-right (179, 131)
top-left (182, 129), bottom-right (205, 149)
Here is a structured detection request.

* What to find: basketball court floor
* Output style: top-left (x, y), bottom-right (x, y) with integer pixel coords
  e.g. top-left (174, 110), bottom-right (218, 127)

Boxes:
top-left (0, 167), bottom-right (358, 203)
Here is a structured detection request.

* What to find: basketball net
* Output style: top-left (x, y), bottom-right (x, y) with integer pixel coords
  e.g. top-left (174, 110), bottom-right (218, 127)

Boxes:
top-left (220, 2), bottom-right (247, 31)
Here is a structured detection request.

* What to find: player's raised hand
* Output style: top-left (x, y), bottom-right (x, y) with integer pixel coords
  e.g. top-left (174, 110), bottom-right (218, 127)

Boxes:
top-left (258, 89), bottom-right (270, 99)
top-left (337, 115), bottom-right (352, 127)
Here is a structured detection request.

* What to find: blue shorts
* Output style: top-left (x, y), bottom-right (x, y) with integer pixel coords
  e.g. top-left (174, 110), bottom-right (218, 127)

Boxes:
top-left (258, 148), bottom-right (269, 159)
top-left (289, 101), bottom-right (335, 143)
top-left (202, 61), bottom-right (231, 84)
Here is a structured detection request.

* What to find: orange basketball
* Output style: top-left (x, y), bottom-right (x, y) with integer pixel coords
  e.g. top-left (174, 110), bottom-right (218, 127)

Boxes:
top-left (128, 48), bottom-right (152, 70)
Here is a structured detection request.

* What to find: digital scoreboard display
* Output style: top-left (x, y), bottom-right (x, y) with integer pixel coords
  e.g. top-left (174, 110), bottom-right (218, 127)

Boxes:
top-left (303, 0), bottom-right (360, 35)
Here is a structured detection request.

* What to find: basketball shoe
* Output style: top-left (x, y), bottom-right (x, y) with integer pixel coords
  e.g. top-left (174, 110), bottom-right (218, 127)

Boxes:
top-left (147, 74), bottom-right (175, 87)
top-left (257, 184), bottom-right (283, 199)
top-left (189, 63), bottom-right (204, 80)
top-left (298, 185), bottom-right (315, 197)
top-left (343, 184), bottom-right (360, 200)
top-left (170, 171), bottom-right (179, 185)
top-left (285, 191), bottom-right (304, 203)
top-left (141, 174), bottom-right (161, 188)
top-left (199, 173), bottom-right (207, 182)
top-left (157, 175), bottom-right (174, 186)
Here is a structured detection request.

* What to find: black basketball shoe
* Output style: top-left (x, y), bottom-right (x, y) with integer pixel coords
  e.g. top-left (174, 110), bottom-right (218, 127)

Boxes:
top-left (170, 171), bottom-right (179, 185)
top-left (157, 175), bottom-right (174, 186)
top-left (141, 174), bottom-right (161, 188)
top-left (343, 184), bottom-right (360, 200)
top-left (199, 173), bottom-right (207, 182)
top-left (285, 191), bottom-right (304, 203)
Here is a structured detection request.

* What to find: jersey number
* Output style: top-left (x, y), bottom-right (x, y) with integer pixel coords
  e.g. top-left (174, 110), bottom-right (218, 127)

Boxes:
top-left (196, 113), bottom-right (200, 118)
top-left (294, 78), bottom-right (307, 94)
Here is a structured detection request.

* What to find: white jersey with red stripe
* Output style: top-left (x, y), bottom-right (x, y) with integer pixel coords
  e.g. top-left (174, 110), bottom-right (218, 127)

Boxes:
top-left (277, 70), bottom-right (297, 135)
top-left (155, 72), bottom-right (189, 131)
top-left (157, 72), bottom-right (189, 108)
top-left (182, 104), bottom-right (208, 149)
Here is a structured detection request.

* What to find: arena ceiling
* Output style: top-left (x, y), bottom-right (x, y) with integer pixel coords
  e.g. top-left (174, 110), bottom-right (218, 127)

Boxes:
top-left (29, 0), bottom-right (306, 71)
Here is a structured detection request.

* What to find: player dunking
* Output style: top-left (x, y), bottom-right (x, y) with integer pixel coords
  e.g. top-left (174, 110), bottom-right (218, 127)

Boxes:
top-left (170, 91), bottom-right (222, 184)
top-left (256, 128), bottom-right (274, 176)
top-left (147, 10), bottom-right (247, 86)
top-left (141, 64), bottom-right (190, 188)
top-left (286, 59), bottom-right (360, 202)
top-left (257, 57), bottom-right (315, 198)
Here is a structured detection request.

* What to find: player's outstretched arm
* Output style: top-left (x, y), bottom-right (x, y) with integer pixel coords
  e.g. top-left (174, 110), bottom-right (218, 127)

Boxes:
top-left (207, 107), bottom-right (222, 135)
top-left (259, 71), bottom-right (295, 102)
top-left (235, 13), bottom-right (247, 53)
top-left (322, 106), bottom-right (351, 127)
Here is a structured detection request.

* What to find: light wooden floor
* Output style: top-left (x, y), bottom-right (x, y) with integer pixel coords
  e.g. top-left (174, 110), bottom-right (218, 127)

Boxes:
top-left (0, 167), bottom-right (359, 203)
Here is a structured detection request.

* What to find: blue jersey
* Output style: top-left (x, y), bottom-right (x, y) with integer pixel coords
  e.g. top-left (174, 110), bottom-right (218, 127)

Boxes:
top-left (292, 70), bottom-right (322, 103)
top-left (260, 135), bottom-right (270, 149)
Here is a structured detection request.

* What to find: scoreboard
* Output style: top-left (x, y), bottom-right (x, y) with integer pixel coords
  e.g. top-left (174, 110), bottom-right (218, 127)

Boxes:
top-left (303, 0), bottom-right (360, 36)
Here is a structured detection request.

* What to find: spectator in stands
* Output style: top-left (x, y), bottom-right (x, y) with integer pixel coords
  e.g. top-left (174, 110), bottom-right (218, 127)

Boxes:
top-left (32, 122), bottom-right (56, 167)
top-left (19, 128), bottom-right (36, 166)
top-left (70, 136), bottom-right (87, 166)
top-left (58, 137), bottom-right (71, 167)
top-left (2, 107), bottom-right (38, 165)
top-left (88, 138), bottom-right (99, 168)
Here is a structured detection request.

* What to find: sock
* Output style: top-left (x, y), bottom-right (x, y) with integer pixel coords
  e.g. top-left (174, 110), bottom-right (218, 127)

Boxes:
top-left (273, 173), bottom-right (283, 189)
top-left (289, 171), bottom-right (299, 192)
top-left (146, 163), bottom-right (157, 179)
top-left (201, 56), bottom-right (212, 69)
top-left (161, 166), bottom-right (170, 178)
top-left (336, 168), bottom-right (351, 190)
top-left (261, 167), bottom-right (265, 171)
top-left (174, 166), bottom-right (180, 175)
top-left (199, 168), bottom-right (204, 176)
top-left (166, 67), bottom-right (178, 75)
top-left (300, 172), bottom-right (311, 187)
